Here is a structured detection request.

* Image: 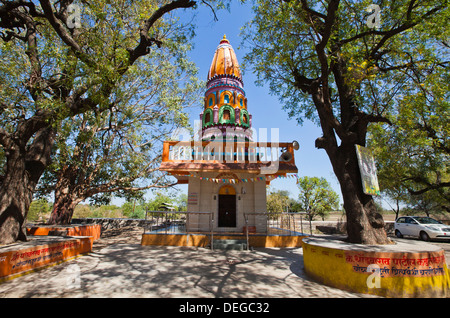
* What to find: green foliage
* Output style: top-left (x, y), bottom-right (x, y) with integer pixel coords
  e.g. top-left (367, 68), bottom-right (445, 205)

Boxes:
top-left (241, 0), bottom-right (449, 127)
top-left (368, 63), bottom-right (449, 213)
top-left (297, 177), bottom-right (340, 221)
top-left (174, 193), bottom-right (188, 212)
top-left (404, 192), bottom-right (447, 217)
top-left (266, 189), bottom-right (297, 213)
top-left (70, 191), bottom-right (188, 220)
top-left (72, 204), bottom-right (93, 219)
top-left (22, 0), bottom-right (206, 212)
top-left (27, 199), bottom-right (53, 222)
top-left (241, 0), bottom-right (449, 228)
top-left (146, 191), bottom-right (177, 211)
top-left (89, 205), bottom-right (123, 218)
top-left (121, 201), bottom-right (146, 219)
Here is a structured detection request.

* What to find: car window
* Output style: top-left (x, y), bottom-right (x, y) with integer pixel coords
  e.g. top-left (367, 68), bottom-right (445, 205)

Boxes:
top-left (407, 218), bottom-right (418, 224)
top-left (396, 217), bottom-right (406, 223)
top-left (414, 217), bottom-right (442, 224)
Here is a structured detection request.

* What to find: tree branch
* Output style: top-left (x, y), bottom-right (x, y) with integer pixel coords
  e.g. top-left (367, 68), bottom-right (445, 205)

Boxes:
top-left (38, 0), bottom-right (95, 67)
top-left (128, 0), bottom-right (196, 65)
top-left (0, 127), bottom-right (12, 148)
top-left (369, 4), bottom-right (445, 59)
top-left (39, 0), bottom-right (81, 52)
top-left (408, 182), bottom-right (450, 196)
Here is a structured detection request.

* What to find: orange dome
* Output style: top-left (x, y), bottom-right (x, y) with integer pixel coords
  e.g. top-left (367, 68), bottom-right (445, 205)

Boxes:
top-left (207, 35), bottom-right (242, 81)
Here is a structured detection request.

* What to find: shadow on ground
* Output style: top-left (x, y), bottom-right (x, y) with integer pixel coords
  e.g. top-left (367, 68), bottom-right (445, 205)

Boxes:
top-left (0, 228), bottom-right (376, 298)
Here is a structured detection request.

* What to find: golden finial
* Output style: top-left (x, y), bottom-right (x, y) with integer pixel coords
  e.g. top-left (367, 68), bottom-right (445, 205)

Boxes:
top-left (220, 34), bottom-right (229, 44)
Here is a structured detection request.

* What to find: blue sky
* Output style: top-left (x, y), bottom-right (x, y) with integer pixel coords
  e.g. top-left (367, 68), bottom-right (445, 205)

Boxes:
top-left (164, 2), bottom-right (343, 205)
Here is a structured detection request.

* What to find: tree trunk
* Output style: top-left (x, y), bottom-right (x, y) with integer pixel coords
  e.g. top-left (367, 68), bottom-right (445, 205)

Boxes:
top-left (0, 127), bottom-right (55, 245)
top-left (47, 193), bottom-right (80, 225)
top-left (308, 56), bottom-right (391, 245)
top-left (330, 142), bottom-right (391, 245)
top-left (0, 159), bottom-right (30, 244)
top-left (47, 166), bottom-right (83, 225)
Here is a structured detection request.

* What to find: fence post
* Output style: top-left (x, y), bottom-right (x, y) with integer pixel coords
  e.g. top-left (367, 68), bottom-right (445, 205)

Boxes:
top-left (210, 212), bottom-right (214, 250)
top-left (309, 212), bottom-right (312, 235)
top-left (245, 213), bottom-right (249, 250)
top-left (300, 213), bottom-right (303, 234)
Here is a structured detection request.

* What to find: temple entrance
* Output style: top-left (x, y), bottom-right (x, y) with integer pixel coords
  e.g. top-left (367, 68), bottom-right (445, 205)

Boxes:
top-left (218, 185), bottom-right (236, 227)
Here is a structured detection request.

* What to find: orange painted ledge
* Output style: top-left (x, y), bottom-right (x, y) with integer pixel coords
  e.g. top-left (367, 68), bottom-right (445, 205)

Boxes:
top-left (141, 233), bottom-right (307, 248)
top-left (27, 224), bottom-right (101, 242)
top-left (0, 236), bottom-right (92, 282)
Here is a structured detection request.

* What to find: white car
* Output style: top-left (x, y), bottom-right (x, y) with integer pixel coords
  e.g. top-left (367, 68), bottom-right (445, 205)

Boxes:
top-left (394, 216), bottom-right (450, 241)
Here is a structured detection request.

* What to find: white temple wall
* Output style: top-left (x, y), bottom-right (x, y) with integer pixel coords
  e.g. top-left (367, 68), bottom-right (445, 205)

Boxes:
top-left (186, 172), bottom-right (268, 233)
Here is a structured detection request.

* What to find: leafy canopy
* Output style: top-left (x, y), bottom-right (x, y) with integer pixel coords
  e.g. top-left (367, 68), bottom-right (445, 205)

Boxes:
top-left (241, 0), bottom-right (449, 134)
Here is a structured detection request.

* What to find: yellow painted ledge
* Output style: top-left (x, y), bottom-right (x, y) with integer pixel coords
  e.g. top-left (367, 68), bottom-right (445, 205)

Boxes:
top-left (302, 236), bottom-right (450, 298)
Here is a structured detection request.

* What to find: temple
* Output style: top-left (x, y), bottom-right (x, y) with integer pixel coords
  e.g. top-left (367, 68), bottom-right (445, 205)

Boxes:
top-left (158, 35), bottom-right (298, 233)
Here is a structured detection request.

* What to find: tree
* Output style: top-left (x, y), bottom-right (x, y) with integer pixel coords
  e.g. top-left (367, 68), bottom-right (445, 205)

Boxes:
top-left (404, 191), bottom-right (445, 218)
top-left (122, 201), bottom-right (146, 219)
top-left (38, 29), bottom-right (201, 225)
top-left (174, 193), bottom-right (188, 211)
top-left (147, 191), bottom-right (176, 211)
top-left (266, 189), bottom-right (293, 213)
top-left (241, 0), bottom-right (449, 244)
top-left (27, 198), bottom-right (52, 222)
top-left (0, 0), bottom-right (216, 244)
top-left (297, 176), bottom-right (339, 221)
top-left (369, 63), bottom-right (449, 214)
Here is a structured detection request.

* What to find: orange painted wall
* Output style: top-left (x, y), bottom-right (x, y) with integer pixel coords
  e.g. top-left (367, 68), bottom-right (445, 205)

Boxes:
top-left (27, 224), bottom-right (101, 241)
top-left (141, 233), bottom-right (307, 248)
top-left (0, 237), bottom-right (92, 280)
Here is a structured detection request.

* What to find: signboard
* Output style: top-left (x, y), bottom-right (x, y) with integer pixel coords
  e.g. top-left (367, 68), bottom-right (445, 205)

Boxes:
top-left (355, 145), bottom-right (380, 196)
top-left (188, 193), bottom-right (198, 205)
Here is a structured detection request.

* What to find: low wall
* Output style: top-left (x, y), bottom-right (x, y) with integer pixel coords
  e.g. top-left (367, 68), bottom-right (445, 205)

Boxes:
top-left (302, 236), bottom-right (450, 297)
top-left (71, 218), bottom-right (151, 230)
top-left (0, 236), bottom-right (92, 282)
top-left (27, 224), bottom-right (101, 242)
top-left (314, 221), bottom-right (395, 235)
top-left (141, 233), bottom-right (307, 248)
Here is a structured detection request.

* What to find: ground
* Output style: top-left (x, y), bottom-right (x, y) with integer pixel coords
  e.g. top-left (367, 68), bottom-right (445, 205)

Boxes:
top-left (0, 225), bottom-right (448, 299)
top-left (0, 226), bottom-right (379, 298)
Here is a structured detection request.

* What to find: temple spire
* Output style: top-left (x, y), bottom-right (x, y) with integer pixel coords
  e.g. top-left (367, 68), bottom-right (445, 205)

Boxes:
top-left (201, 36), bottom-right (252, 141)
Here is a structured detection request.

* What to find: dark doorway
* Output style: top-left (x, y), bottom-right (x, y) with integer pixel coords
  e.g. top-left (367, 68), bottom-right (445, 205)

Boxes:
top-left (218, 194), bottom-right (236, 227)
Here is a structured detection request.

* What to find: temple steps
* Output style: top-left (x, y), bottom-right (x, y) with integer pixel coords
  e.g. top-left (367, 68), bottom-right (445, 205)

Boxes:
top-left (212, 239), bottom-right (247, 251)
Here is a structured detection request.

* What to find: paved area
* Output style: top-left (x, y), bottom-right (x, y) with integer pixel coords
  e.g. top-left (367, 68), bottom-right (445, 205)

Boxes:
top-left (0, 227), bottom-right (448, 298)
top-left (0, 228), bottom-right (377, 298)
top-left (0, 245), bottom-right (378, 298)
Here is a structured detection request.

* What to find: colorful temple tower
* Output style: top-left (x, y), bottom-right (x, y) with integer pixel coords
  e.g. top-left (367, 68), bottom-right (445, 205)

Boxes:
top-left (159, 36), bottom-right (298, 234)
top-left (201, 35), bottom-right (252, 142)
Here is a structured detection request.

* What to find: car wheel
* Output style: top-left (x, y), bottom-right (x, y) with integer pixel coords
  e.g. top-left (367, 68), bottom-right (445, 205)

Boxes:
top-left (420, 231), bottom-right (430, 241)
top-left (395, 230), bottom-right (403, 238)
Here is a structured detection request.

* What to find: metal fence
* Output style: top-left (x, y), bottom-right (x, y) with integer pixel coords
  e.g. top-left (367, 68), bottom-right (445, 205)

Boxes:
top-left (244, 212), bottom-right (312, 236)
top-left (144, 210), bottom-right (215, 248)
top-left (144, 210), bottom-right (311, 250)
top-left (144, 210), bottom-right (214, 233)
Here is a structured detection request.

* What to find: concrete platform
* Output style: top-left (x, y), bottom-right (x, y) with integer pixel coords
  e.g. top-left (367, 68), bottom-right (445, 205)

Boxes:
top-left (302, 235), bottom-right (450, 297)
